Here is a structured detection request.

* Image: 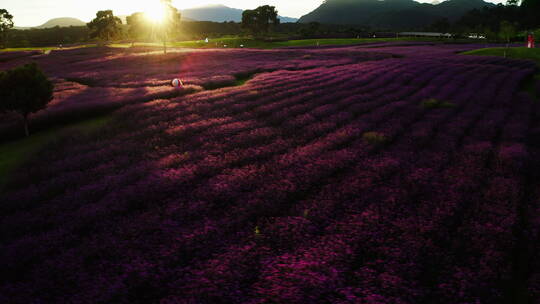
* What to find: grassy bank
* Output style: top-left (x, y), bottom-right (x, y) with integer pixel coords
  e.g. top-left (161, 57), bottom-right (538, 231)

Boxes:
top-left (463, 47), bottom-right (540, 65)
top-left (0, 44), bottom-right (95, 53)
top-left (0, 115), bottom-right (112, 191)
top-left (3, 37), bottom-right (468, 53)
top-left (123, 37), bottom-right (464, 49)
top-left (463, 47), bottom-right (540, 98)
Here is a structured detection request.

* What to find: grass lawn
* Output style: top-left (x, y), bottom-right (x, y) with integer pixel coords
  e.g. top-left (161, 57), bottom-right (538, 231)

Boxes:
top-left (463, 47), bottom-right (540, 98)
top-left (463, 47), bottom-right (540, 65)
top-left (0, 115), bottom-right (112, 191)
top-left (4, 37), bottom-right (476, 53)
top-left (0, 44), bottom-right (95, 53)
top-left (111, 37), bottom-right (464, 50)
top-left (0, 46), bottom-right (59, 52)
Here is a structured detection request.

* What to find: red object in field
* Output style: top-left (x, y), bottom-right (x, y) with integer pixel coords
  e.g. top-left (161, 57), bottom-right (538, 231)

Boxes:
top-left (527, 34), bottom-right (535, 48)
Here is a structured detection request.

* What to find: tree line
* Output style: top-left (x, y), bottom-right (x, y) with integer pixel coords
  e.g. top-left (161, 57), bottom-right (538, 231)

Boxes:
top-left (1, 4), bottom-right (352, 49)
top-left (87, 3), bottom-right (281, 50)
top-left (1, 1), bottom-right (539, 49)
top-left (428, 0), bottom-right (540, 41)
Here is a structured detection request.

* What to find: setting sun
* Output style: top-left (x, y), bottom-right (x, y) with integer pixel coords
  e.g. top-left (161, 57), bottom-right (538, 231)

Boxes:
top-left (143, 2), bottom-right (167, 23)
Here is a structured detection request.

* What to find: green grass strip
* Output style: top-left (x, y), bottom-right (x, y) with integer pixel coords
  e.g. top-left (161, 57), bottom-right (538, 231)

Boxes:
top-left (0, 115), bottom-right (112, 191)
top-left (463, 47), bottom-right (540, 65)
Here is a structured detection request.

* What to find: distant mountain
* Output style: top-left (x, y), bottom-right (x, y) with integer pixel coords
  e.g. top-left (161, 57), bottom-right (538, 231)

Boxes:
top-left (116, 14), bottom-right (196, 24)
top-left (181, 4), bottom-right (298, 23)
top-left (434, 0), bottom-right (494, 21)
top-left (181, 4), bottom-right (243, 22)
top-left (298, 0), bottom-right (495, 29)
top-left (36, 17), bottom-right (86, 28)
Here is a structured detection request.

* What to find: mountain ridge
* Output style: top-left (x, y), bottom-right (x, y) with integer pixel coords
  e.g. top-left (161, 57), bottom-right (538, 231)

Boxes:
top-left (36, 17), bottom-right (86, 28)
top-left (181, 4), bottom-right (298, 23)
top-left (298, 0), bottom-right (495, 29)
top-left (15, 5), bottom-right (298, 29)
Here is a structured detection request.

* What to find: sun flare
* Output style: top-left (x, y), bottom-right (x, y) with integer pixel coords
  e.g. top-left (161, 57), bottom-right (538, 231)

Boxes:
top-left (143, 2), bottom-right (167, 24)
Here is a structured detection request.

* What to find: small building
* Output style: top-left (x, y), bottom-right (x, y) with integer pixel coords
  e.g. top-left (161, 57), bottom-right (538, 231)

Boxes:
top-left (467, 33), bottom-right (487, 39)
top-left (398, 32), bottom-right (453, 38)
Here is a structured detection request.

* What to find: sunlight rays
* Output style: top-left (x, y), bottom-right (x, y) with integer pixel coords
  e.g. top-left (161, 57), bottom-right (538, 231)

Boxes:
top-left (142, 1), bottom-right (167, 24)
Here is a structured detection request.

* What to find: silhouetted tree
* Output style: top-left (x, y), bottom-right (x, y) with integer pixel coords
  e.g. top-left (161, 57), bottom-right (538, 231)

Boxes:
top-left (7, 26), bottom-right (89, 48)
top-left (455, 0), bottom-right (539, 37)
top-left (455, 4), bottom-right (521, 39)
top-left (87, 10), bottom-right (122, 44)
top-left (153, 0), bottom-right (181, 54)
top-left (242, 5), bottom-right (280, 37)
top-left (429, 18), bottom-right (451, 33)
top-left (499, 21), bottom-right (516, 43)
top-left (308, 22), bottom-right (320, 34)
top-left (0, 63), bottom-right (54, 136)
top-left (0, 9), bottom-right (14, 48)
top-left (483, 27), bottom-right (497, 41)
top-left (521, 0), bottom-right (540, 29)
top-left (300, 22), bottom-right (321, 37)
top-left (499, 20), bottom-right (516, 57)
top-left (126, 12), bottom-right (148, 46)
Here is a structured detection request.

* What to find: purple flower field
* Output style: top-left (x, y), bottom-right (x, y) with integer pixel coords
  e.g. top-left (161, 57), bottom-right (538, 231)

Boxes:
top-left (1, 43), bottom-right (540, 303)
top-left (0, 47), bottom-right (390, 140)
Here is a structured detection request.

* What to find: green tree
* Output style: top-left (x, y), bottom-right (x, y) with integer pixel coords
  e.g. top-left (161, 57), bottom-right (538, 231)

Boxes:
top-left (456, 4), bottom-right (520, 34)
top-left (499, 20), bottom-right (516, 44)
top-left (87, 10), bottom-right (122, 44)
top-left (241, 5), bottom-right (280, 37)
top-left (520, 0), bottom-right (537, 5)
top-left (0, 63), bottom-right (54, 136)
top-left (484, 27), bottom-right (497, 42)
top-left (499, 20), bottom-right (516, 57)
top-left (126, 12), bottom-right (148, 46)
top-left (152, 0), bottom-right (181, 54)
top-left (300, 22), bottom-right (321, 38)
top-left (0, 9), bottom-right (14, 48)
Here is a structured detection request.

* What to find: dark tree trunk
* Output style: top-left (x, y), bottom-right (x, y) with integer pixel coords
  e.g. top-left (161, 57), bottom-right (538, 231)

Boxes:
top-left (23, 114), bottom-right (29, 137)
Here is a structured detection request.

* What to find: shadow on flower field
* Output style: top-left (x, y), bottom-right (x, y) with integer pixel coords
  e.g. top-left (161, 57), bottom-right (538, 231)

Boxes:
top-left (0, 46), bottom-right (391, 142)
top-left (1, 43), bottom-right (540, 303)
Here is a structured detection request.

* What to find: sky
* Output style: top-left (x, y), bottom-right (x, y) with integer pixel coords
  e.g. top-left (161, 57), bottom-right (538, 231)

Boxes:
top-left (3, 0), bottom-right (507, 27)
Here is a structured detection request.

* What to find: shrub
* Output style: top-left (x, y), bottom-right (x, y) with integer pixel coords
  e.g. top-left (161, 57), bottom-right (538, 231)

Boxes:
top-left (0, 63), bottom-right (54, 136)
top-left (362, 131), bottom-right (388, 145)
top-left (421, 98), bottom-right (455, 109)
